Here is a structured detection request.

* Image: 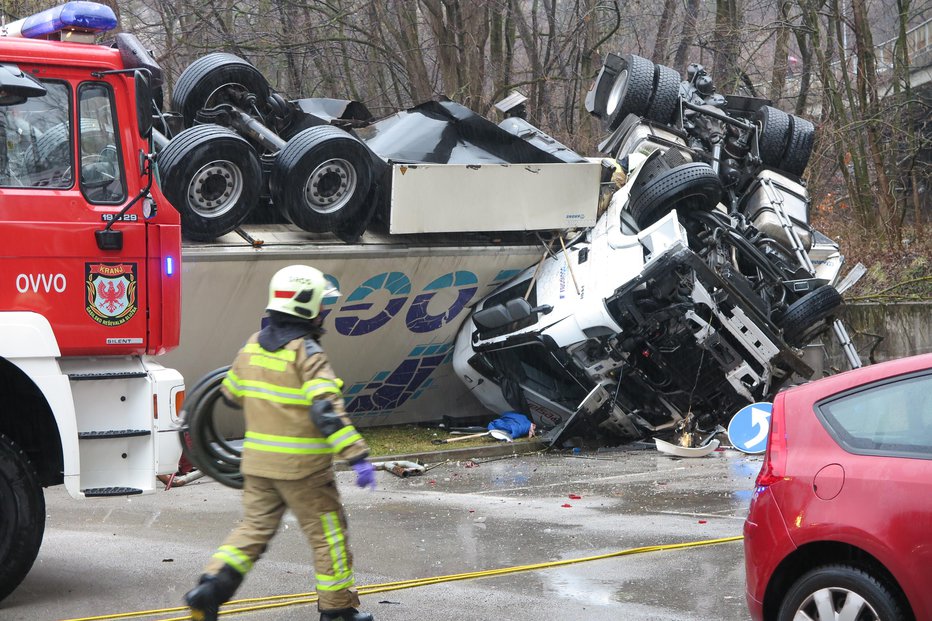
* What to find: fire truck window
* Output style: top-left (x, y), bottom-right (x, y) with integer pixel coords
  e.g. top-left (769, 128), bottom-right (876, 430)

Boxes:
top-left (0, 81), bottom-right (72, 189)
top-left (78, 83), bottom-right (125, 204)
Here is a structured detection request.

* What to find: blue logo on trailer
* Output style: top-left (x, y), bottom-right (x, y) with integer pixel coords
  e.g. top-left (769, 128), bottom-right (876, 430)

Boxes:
top-left (727, 402), bottom-right (773, 454)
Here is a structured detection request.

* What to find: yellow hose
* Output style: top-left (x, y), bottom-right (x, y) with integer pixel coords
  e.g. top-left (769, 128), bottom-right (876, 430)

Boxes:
top-left (61, 535), bottom-right (743, 621)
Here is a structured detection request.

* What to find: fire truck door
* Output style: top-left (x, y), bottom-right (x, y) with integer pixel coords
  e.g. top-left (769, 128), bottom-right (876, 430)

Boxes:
top-left (1, 76), bottom-right (148, 356)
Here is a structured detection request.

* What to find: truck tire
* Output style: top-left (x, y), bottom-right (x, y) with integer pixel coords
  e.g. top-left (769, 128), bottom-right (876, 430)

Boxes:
top-left (756, 105), bottom-right (791, 167)
top-left (628, 162), bottom-right (722, 229)
top-left (171, 53), bottom-right (271, 128)
top-left (157, 125), bottom-right (262, 241)
top-left (780, 115), bottom-right (815, 177)
top-left (779, 285), bottom-right (843, 347)
top-left (585, 52), bottom-right (625, 119)
top-left (271, 126), bottom-right (372, 234)
top-left (0, 434), bottom-right (45, 602)
top-left (607, 54), bottom-right (656, 130)
top-left (646, 64), bottom-right (681, 125)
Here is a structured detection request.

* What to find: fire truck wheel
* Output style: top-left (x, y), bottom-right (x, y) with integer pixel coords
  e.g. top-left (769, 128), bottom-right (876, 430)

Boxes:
top-left (171, 53), bottom-right (272, 128)
top-left (780, 115), bottom-right (815, 177)
top-left (646, 63), bottom-right (681, 126)
top-left (271, 126), bottom-right (372, 233)
top-left (607, 54), bottom-right (656, 130)
top-left (157, 125), bottom-right (262, 241)
top-left (628, 162), bottom-right (723, 229)
top-left (0, 434), bottom-right (45, 602)
top-left (779, 285), bottom-right (844, 347)
top-left (756, 105), bottom-right (791, 167)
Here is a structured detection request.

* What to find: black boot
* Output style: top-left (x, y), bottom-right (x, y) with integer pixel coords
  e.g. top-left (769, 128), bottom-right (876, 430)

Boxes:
top-left (319, 608), bottom-right (374, 621)
top-left (184, 565), bottom-right (244, 621)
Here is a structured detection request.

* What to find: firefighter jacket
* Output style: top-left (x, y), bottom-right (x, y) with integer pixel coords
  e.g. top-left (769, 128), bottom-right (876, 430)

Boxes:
top-left (220, 333), bottom-right (369, 481)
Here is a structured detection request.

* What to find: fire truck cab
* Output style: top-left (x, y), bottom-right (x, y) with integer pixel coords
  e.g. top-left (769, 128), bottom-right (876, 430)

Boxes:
top-left (0, 2), bottom-right (184, 600)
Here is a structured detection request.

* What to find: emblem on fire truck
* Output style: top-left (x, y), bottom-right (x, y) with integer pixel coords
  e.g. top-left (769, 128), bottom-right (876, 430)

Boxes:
top-left (85, 263), bottom-right (138, 326)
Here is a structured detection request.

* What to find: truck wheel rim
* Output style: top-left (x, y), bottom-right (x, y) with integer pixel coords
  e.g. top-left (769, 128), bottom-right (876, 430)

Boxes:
top-left (606, 69), bottom-right (628, 116)
top-left (303, 158), bottom-right (357, 214)
top-left (796, 587), bottom-right (880, 621)
top-left (187, 160), bottom-right (244, 217)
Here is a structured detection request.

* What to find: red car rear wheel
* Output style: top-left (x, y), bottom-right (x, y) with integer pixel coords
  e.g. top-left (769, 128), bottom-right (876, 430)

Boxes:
top-left (778, 564), bottom-right (906, 621)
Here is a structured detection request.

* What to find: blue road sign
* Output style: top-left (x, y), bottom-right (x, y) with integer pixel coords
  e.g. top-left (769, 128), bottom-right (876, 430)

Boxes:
top-left (727, 402), bottom-right (773, 454)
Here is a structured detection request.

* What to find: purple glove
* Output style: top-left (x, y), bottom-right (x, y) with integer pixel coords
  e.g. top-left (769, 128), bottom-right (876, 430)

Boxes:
top-left (352, 460), bottom-right (376, 490)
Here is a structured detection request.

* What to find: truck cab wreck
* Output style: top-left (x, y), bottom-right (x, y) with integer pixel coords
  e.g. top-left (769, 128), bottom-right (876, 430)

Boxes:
top-left (452, 54), bottom-right (859, 448)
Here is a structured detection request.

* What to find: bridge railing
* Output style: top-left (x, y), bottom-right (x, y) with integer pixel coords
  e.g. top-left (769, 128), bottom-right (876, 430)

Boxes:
top-left (874, 18), bottom-right (932, 76)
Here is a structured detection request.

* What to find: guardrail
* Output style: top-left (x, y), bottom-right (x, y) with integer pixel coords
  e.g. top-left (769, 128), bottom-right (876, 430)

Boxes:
top-left (874, 18), bottom-right (932, 74)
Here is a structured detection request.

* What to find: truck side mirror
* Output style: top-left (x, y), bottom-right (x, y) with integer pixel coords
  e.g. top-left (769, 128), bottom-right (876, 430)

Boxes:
top-left (473, 298), bottom-right (551, 331)
top-left (134, 71), bottom-right (153, 140)
top-left (0, 63), bottom-right (46, 106)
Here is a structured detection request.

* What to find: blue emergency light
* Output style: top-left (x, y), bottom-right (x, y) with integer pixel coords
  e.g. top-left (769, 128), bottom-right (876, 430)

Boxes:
top-left (21, 1), bottom-right (117, 39)
top-left (165, 257), bottom-right (174, 276)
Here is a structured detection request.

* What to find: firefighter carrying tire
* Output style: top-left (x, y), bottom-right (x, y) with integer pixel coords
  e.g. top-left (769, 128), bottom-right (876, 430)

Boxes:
top-left (0, 433), bottom-right (45, 602)
top-left (271, 126), bottom-right (373, 234)
top-left (157, 124), bottom-right (263, 242)
top-left (171, 52), bottom-right (273, 129)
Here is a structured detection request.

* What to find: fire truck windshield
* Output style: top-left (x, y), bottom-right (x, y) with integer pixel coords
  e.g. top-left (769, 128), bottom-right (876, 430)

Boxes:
top-left (1, 80), bottom-right (72, 188)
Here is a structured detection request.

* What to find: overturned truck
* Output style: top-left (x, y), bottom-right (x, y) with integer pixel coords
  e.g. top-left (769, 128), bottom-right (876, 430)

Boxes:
top-left (451, 54), bottom-right (861, 448)
top-left (158, 51), bottom-right (859, 454)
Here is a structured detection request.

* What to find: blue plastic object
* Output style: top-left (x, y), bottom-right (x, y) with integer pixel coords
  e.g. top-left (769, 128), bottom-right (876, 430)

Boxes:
top-left (488, 412), bottom-right (533, 438)
top-left (22, 2), bottom-right (117, 39)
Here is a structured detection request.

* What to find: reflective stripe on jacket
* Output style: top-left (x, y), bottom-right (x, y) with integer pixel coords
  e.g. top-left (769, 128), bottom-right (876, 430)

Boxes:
top-left (221, 333), bottom-right (368, 480)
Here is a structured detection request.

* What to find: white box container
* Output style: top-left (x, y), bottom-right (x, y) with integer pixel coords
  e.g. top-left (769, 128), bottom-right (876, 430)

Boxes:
top-left (388, 161), bottom-right (601, 234)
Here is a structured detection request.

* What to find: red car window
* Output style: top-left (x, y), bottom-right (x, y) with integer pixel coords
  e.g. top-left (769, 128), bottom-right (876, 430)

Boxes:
top-left (816, 371), bottom-right (932, 459)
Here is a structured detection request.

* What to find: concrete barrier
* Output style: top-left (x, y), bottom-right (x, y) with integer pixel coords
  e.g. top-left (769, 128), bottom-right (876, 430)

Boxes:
top-left (821, 302), bottom-right (932, 372)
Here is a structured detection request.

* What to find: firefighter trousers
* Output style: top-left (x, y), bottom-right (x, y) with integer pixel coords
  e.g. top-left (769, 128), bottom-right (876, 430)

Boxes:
top-left (204, 473), bottom-right (360, 610)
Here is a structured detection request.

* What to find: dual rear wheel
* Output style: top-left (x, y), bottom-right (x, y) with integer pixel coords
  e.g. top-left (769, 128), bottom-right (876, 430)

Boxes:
top-left (159, 54), bottom-right (373, 240)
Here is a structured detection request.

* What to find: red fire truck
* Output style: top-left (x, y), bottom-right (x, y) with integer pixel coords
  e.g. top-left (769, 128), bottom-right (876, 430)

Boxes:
top-left (0, 1), bottom-right (184, 600)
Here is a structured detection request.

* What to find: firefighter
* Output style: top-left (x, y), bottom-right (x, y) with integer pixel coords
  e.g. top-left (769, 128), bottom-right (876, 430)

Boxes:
top-left (184, 265), bottom-right (376, 621)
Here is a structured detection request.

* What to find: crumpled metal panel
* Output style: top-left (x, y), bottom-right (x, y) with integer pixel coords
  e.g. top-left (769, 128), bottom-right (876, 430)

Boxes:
top-left (357, 100), bottom-right (585, 165)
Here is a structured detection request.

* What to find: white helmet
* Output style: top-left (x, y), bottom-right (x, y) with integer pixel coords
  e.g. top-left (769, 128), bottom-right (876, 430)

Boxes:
top-left (266, 265), bottom-right (340, 319)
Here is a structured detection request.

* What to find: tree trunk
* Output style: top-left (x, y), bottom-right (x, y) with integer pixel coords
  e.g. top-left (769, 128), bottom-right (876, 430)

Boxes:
top-left (652, 0), bottom-right (678, 64)
top-left (674, 0), bottom-right (701, 72)
top-left (769, 0), bottom-right (791, 103)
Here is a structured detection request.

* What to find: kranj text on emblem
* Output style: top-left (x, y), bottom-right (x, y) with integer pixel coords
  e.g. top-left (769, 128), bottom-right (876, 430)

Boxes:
top-left (85, 263), bottom-right (138, 326)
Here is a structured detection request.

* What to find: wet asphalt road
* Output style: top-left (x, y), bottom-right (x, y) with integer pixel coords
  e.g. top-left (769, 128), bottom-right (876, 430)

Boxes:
top-left (3, 446), bottom-right (762, 621)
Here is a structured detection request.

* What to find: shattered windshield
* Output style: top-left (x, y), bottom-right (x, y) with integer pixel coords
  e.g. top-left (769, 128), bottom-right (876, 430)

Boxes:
top-left (0, 80), bottom-right (72, 189)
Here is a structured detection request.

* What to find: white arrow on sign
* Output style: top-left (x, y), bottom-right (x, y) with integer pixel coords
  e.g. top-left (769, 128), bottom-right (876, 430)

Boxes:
top-left (746, 406), bottom-right (771, 448)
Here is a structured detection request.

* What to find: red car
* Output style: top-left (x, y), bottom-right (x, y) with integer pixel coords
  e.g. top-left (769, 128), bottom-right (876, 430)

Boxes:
top-left (744, 353), bottom-right (932, 621)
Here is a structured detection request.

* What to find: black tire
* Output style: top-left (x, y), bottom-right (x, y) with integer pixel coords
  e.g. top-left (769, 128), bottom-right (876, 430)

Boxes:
top-left (181, 366), bottom-right (243, 490)
top-left (157, 125), bottom-right (262, 241)
top-left (779, 284), bottom-right (844, 347)
top-left (607, 54), bottom-right (656, 130)
top-left (756, 105), bottom-right (791, 167)
top-left (171, 53), bottom-right (271, 128)
top-left (585, 52), bottom-right (625, 119)
top-left (271, 126), bottom-right (373, 233)
top-left (646, 64), bottom-right (681, 125)
top-left (628, 162), bottom-right (723, 229)
top-left (781, 115), bottom-right (815, 176)
top-left (0, 434), bottom-right (45, 602)
top-left (777, 564), bottom-right (906, 621)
